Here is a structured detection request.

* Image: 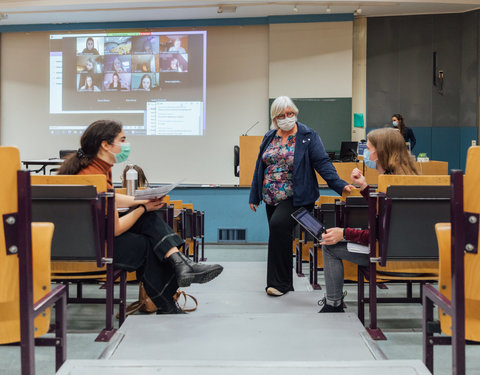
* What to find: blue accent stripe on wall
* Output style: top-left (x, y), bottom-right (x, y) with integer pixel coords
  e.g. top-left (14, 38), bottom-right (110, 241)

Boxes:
top-left (168, 187), bottom-right (340, 243)
top-left (0, 13), bottom-right (354, 33)
top-left (408, 127), bottom-right (432, 158)
top-left (368, 126), bottom-right (476, 172)
top-left (431, 127), bottom-right (461, 170)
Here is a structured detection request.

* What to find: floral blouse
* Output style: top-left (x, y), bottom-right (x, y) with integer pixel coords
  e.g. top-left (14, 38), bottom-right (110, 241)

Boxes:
top-left (262, 134), bottom-right (296, 206)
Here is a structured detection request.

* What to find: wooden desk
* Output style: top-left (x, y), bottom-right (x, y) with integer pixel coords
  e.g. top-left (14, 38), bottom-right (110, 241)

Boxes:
top-left (238, 136), bottom-right (449, 187)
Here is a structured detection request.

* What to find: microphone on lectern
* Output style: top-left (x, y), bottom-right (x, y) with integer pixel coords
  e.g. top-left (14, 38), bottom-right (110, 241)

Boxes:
top-left (243, 121), bottom-right (260, 136)
top-left (349, 148), bottom-right (358, 162)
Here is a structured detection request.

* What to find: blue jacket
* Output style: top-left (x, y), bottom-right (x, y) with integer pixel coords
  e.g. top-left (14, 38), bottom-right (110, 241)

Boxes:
top-left (249, 122), bottom-right (347, 207)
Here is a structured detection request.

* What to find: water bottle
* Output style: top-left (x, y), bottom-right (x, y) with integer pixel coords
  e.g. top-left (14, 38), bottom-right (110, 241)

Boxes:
top-left (126, 165), bottom-right (138, 196)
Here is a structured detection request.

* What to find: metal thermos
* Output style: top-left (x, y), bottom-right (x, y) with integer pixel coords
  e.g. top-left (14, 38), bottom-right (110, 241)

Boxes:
top-left (126, 165), bottom-right (138, 196)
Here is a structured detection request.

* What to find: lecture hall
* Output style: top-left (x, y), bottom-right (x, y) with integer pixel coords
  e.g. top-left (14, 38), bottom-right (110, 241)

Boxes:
top-left (0, 1), bottom-right (479, 374)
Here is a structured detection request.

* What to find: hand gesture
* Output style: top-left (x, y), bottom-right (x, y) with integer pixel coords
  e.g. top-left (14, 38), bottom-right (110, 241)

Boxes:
top-left (350, 168), bottom-right (367, 190)
top-left (321, 227), bottom-right (344, 246)
top-left (144, 197), bottom-right (165, 212)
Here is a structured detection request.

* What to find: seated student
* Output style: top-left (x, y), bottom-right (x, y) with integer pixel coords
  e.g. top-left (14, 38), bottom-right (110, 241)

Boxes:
top-left (57, 120), bottom-right (223, 314)
top-left (319, 127), bottom-right (418, 313)
top-left (122, 164), bottom-right (149, 188)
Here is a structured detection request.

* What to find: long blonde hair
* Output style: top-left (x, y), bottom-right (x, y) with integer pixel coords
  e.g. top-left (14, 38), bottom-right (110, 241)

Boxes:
top-left (368, 128), bottom-right (418, 175)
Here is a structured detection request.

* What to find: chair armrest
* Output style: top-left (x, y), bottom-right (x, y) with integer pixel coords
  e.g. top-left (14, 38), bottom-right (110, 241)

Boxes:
top-left (436, 222), bottom-right (451, 297)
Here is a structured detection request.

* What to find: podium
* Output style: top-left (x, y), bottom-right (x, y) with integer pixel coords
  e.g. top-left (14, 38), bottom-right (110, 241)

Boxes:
top-left (238, 136), bottom-right (448, 187)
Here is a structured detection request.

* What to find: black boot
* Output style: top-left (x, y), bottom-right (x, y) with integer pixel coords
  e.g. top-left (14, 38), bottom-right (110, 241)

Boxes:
top-left (156, 298), bottom-right (186, 315)
top-left (168, 251), bottom-right (223, 288)
top-left (317, 297), bottom-right (345, 313)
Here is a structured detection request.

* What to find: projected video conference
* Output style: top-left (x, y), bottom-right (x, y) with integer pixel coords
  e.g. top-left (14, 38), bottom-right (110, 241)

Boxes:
top-left (50, 31), bottom-right (206, 136)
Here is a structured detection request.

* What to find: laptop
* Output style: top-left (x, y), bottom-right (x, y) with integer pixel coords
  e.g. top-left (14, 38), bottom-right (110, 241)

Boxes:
top-left (291, 207), bottom-right (326, 242)
top-left (339, 141), bottom-right (358, 162)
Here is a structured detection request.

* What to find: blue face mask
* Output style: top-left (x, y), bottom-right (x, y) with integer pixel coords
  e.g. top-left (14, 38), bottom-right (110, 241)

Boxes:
top-left (363, 149), bottom-right (377, 169)
top-left (392, 121), bottom-right (398, 127)
top-left (111, 142), bottom-right (130, 163)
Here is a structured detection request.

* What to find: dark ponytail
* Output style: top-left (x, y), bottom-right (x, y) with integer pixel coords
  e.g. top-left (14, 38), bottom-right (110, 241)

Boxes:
top-left (58, 120), bottom-right (122, 175)
top-left (393, 113), bottom-right (406, 136)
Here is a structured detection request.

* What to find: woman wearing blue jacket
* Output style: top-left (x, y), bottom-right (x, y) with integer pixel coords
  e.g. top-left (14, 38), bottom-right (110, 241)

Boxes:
top-left (249, 96), bottom-right (352, 296)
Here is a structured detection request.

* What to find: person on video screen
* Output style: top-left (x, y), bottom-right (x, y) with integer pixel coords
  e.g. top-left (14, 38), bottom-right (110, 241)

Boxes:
top-left (168, 38), bottom-right (186, 53)
top-left (168, 57), bottom-right (182, 72)
top-left (108, 72), bottom-right (123, 91)
top-left (84, 57), bottom-right (97, 73)
top-left (82, 37), bottom-right (99, 55)
top-left (80, 74), bottom-right (101, 92)
top-left (113, 57), bottom-right (124, 73)
top-left (143, 39), bottom-right (153, 54)
top-left (138, 74), bottom-right (152, 91)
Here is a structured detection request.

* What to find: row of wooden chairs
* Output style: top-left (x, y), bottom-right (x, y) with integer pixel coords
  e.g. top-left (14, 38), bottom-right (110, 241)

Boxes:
top-left (0, 147), bottom-right (69, 374)
top-left (295, 148), bottom-right (480, 374)
top-left (422, 146), bottom-right (480, 375)
top-left (159, 196), bottom-right (206, 262)
top-left (295, 175), bottom-right (451, 339)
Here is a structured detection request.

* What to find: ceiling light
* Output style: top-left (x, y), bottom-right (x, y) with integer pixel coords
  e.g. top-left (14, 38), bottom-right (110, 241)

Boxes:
top-left (326, 5), bottom-right (331, 13)
top-left (293, 5), bottom-right (298, 13)
top-left (217, 5), bottom-right (236, 14)
top-left (356, 7), bottom-right (362, 14)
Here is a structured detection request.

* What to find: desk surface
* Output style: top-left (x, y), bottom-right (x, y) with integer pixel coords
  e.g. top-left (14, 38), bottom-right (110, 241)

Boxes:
top-left (22, 159), bottom-right (64, 175)
top-left (22, 159), bottom-right (64, 165)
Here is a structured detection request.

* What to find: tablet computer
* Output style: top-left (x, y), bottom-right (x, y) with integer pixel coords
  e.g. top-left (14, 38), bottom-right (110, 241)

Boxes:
top-left (291, 207), bottom-right (326, 242)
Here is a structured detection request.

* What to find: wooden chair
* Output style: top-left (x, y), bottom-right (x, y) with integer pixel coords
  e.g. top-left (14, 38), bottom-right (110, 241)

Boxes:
top-left (30, 174), bottom-right (126, 342)
top-left (0, 146), bottom-right (67, 375)
top-left (423, 146), bottom-right (480, 375)
top-left (358, 175), bottom-right (450, 340)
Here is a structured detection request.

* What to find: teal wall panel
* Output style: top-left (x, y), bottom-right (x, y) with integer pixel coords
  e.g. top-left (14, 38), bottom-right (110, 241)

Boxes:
top-left (169, 187), bottom-right (339, 243)
top-left (431, 127), bottom-right (460, 170)
top-left (408, 127), bottom-right (432, 157)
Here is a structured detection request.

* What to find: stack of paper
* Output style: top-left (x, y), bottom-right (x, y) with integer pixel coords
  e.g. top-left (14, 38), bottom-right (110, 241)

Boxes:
top-left (134, 179), bottom-right (184, 200)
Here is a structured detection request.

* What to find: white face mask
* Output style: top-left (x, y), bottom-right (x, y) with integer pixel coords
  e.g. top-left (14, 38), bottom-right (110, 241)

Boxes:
top-left (277, 116), bottom-right (297, 131)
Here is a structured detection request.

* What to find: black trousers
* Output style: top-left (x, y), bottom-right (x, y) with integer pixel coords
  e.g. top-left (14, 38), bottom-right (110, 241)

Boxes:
top-left (113, 211), bottom-right (184, 308)
top-left (265, 199), bottom-right (314, 293)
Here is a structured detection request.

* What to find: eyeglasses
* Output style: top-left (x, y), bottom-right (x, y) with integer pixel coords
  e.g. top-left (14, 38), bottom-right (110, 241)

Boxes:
top-left (276, 112), bottom-right (295, 120)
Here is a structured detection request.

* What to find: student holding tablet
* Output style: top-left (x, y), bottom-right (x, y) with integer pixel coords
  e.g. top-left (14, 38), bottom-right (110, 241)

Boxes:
top-left (319, 128), bottom-right (418, 312)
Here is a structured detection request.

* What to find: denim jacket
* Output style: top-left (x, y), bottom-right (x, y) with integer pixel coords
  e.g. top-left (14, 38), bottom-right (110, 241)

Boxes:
top-left (249, 122), bottom-right (347, 207)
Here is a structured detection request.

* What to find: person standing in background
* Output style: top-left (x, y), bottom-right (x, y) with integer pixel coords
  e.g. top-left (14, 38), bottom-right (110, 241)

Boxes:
top-left (249, 96), bottom-right (353, 297)
top-left (392, 114), bottom-right (416, 151)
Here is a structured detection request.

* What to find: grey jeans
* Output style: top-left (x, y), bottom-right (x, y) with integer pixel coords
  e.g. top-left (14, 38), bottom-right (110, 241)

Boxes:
top-left (322, 242), bottom-right (369, 303)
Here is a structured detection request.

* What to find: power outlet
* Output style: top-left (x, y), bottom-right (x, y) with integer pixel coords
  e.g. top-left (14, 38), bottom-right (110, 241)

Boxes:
top-left (473, 140), bottom-right (477, 147)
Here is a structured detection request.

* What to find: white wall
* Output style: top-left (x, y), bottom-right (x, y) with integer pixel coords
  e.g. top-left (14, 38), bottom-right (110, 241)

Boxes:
top-left (1, 21), bottom-right (352, 184)
top-left (269, 21), bottom-right (352, 98)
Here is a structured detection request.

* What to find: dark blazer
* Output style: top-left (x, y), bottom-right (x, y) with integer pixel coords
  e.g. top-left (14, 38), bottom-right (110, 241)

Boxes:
top-left (402, 127), bottom-right (416, 150)
top-left (249, 122), bottom-right (347, 207)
